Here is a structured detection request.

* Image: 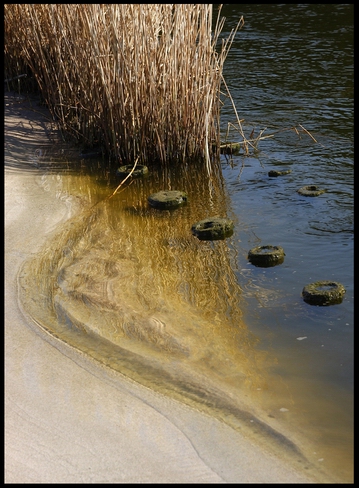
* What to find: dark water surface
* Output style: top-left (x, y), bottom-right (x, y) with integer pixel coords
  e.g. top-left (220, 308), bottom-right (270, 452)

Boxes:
top-left (219, 3), bottom-right (353, 482)
top-left (13, 4), bottom-right (353, 483)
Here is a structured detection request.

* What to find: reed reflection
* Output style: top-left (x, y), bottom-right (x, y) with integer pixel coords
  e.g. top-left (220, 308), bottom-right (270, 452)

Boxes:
top-left (20, 161), bottom-right (268, 413)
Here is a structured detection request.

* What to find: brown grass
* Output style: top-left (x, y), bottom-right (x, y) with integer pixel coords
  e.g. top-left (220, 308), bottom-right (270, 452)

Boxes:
top-left (4, 4), bottom-right (244, 173)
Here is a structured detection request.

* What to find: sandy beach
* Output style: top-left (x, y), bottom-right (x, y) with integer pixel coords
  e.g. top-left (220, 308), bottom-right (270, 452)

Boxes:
top-left (5, 92), bottom-right (326, 483)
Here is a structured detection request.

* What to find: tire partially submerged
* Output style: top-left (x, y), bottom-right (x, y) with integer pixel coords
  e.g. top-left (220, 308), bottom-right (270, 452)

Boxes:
top-left (148, 190), bottom-right (187, 209)
top-left (117, 164), bottom-right (149, 178)
top-left (219, 142), bottom-right (241, 155)
top-left (268, 169), bottom-right (292, 177)
top-left (302, 281), bottom-right (346, 306)
top-left (248, 245), bottom-right (285, 267)
top-left (297, 185), bottom-right (326, 197)
top-left (191, 217), bottom-right (234, 241)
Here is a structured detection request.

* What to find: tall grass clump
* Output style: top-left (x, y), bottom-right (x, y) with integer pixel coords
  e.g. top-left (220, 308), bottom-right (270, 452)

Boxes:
top-left (4, 4), bottom-right (243, 172)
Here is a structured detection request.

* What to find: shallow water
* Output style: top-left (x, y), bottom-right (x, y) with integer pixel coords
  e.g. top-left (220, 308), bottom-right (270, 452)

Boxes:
top-left (10, 3), bottom-right (353, 483)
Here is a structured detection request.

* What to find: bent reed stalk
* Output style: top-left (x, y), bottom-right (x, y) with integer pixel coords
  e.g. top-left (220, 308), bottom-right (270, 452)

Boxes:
top-left (4, 4), bottom-right (244, 173)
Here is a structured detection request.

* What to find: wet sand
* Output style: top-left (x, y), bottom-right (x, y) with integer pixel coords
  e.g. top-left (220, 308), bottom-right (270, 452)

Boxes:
top-left (5, 92), bottom-right (326, 483)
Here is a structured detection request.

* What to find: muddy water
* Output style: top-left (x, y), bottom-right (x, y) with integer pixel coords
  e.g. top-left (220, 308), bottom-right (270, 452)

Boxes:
top-left (18, 158), bottom-right (273, 416)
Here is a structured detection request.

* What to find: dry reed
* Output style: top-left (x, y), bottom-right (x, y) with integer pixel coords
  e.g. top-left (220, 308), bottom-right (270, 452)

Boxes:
top-left (4, 4), bottom-right (244, 173)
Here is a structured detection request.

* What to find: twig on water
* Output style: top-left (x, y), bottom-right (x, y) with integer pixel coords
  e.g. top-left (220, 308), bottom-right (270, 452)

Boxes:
top-left (299, 124), bottom-right (318, 143)
top-left (107, 156), bottom-right (140, 200)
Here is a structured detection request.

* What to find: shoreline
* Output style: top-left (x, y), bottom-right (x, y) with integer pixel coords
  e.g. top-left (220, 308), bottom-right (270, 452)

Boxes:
top-left (5, 91), bottom-right (330, 483)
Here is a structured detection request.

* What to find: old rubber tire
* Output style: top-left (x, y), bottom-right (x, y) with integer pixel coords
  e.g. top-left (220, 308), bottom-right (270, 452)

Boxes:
top-left (302, 281), bottom-right (346, 306)
top-left (219, 142), bottom-right (241, 155)
top-left (248, 245), bottom-right (285, 267)
top-left (148, 190), bottom-right (187, 209)
top-left (268, 169), bottom-right (292, 177)
top-left (191, 217), bottom-right (234, 241)
top-left (297, 185), bottom-right (325, 196)
top-left (117, 164), bottom-right (149, 177)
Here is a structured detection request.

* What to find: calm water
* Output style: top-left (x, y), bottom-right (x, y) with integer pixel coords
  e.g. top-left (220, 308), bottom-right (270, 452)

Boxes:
top-left (219, 3), bottom-right (353, 482)
top-left (13, 4), bottom-right (353, 483)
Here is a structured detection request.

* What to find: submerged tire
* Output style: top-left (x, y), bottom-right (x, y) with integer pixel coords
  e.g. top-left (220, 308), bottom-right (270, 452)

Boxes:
top-left (219, 142), bottom-right (241, 155)
top-left (148, 190), bottom-right (187, 209)
top-left (248, 245), bottom-right (285, 267)
top-left (268, 169), bottom-right (292, 177)
top-left (117, 164), bottom-right (149, 178)
top-left (302, 281), bottom-right (346, 306)
top-left (191, 217), bottom-right (234, 241)
top-left (297, 185), bottom-right (326, 197)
